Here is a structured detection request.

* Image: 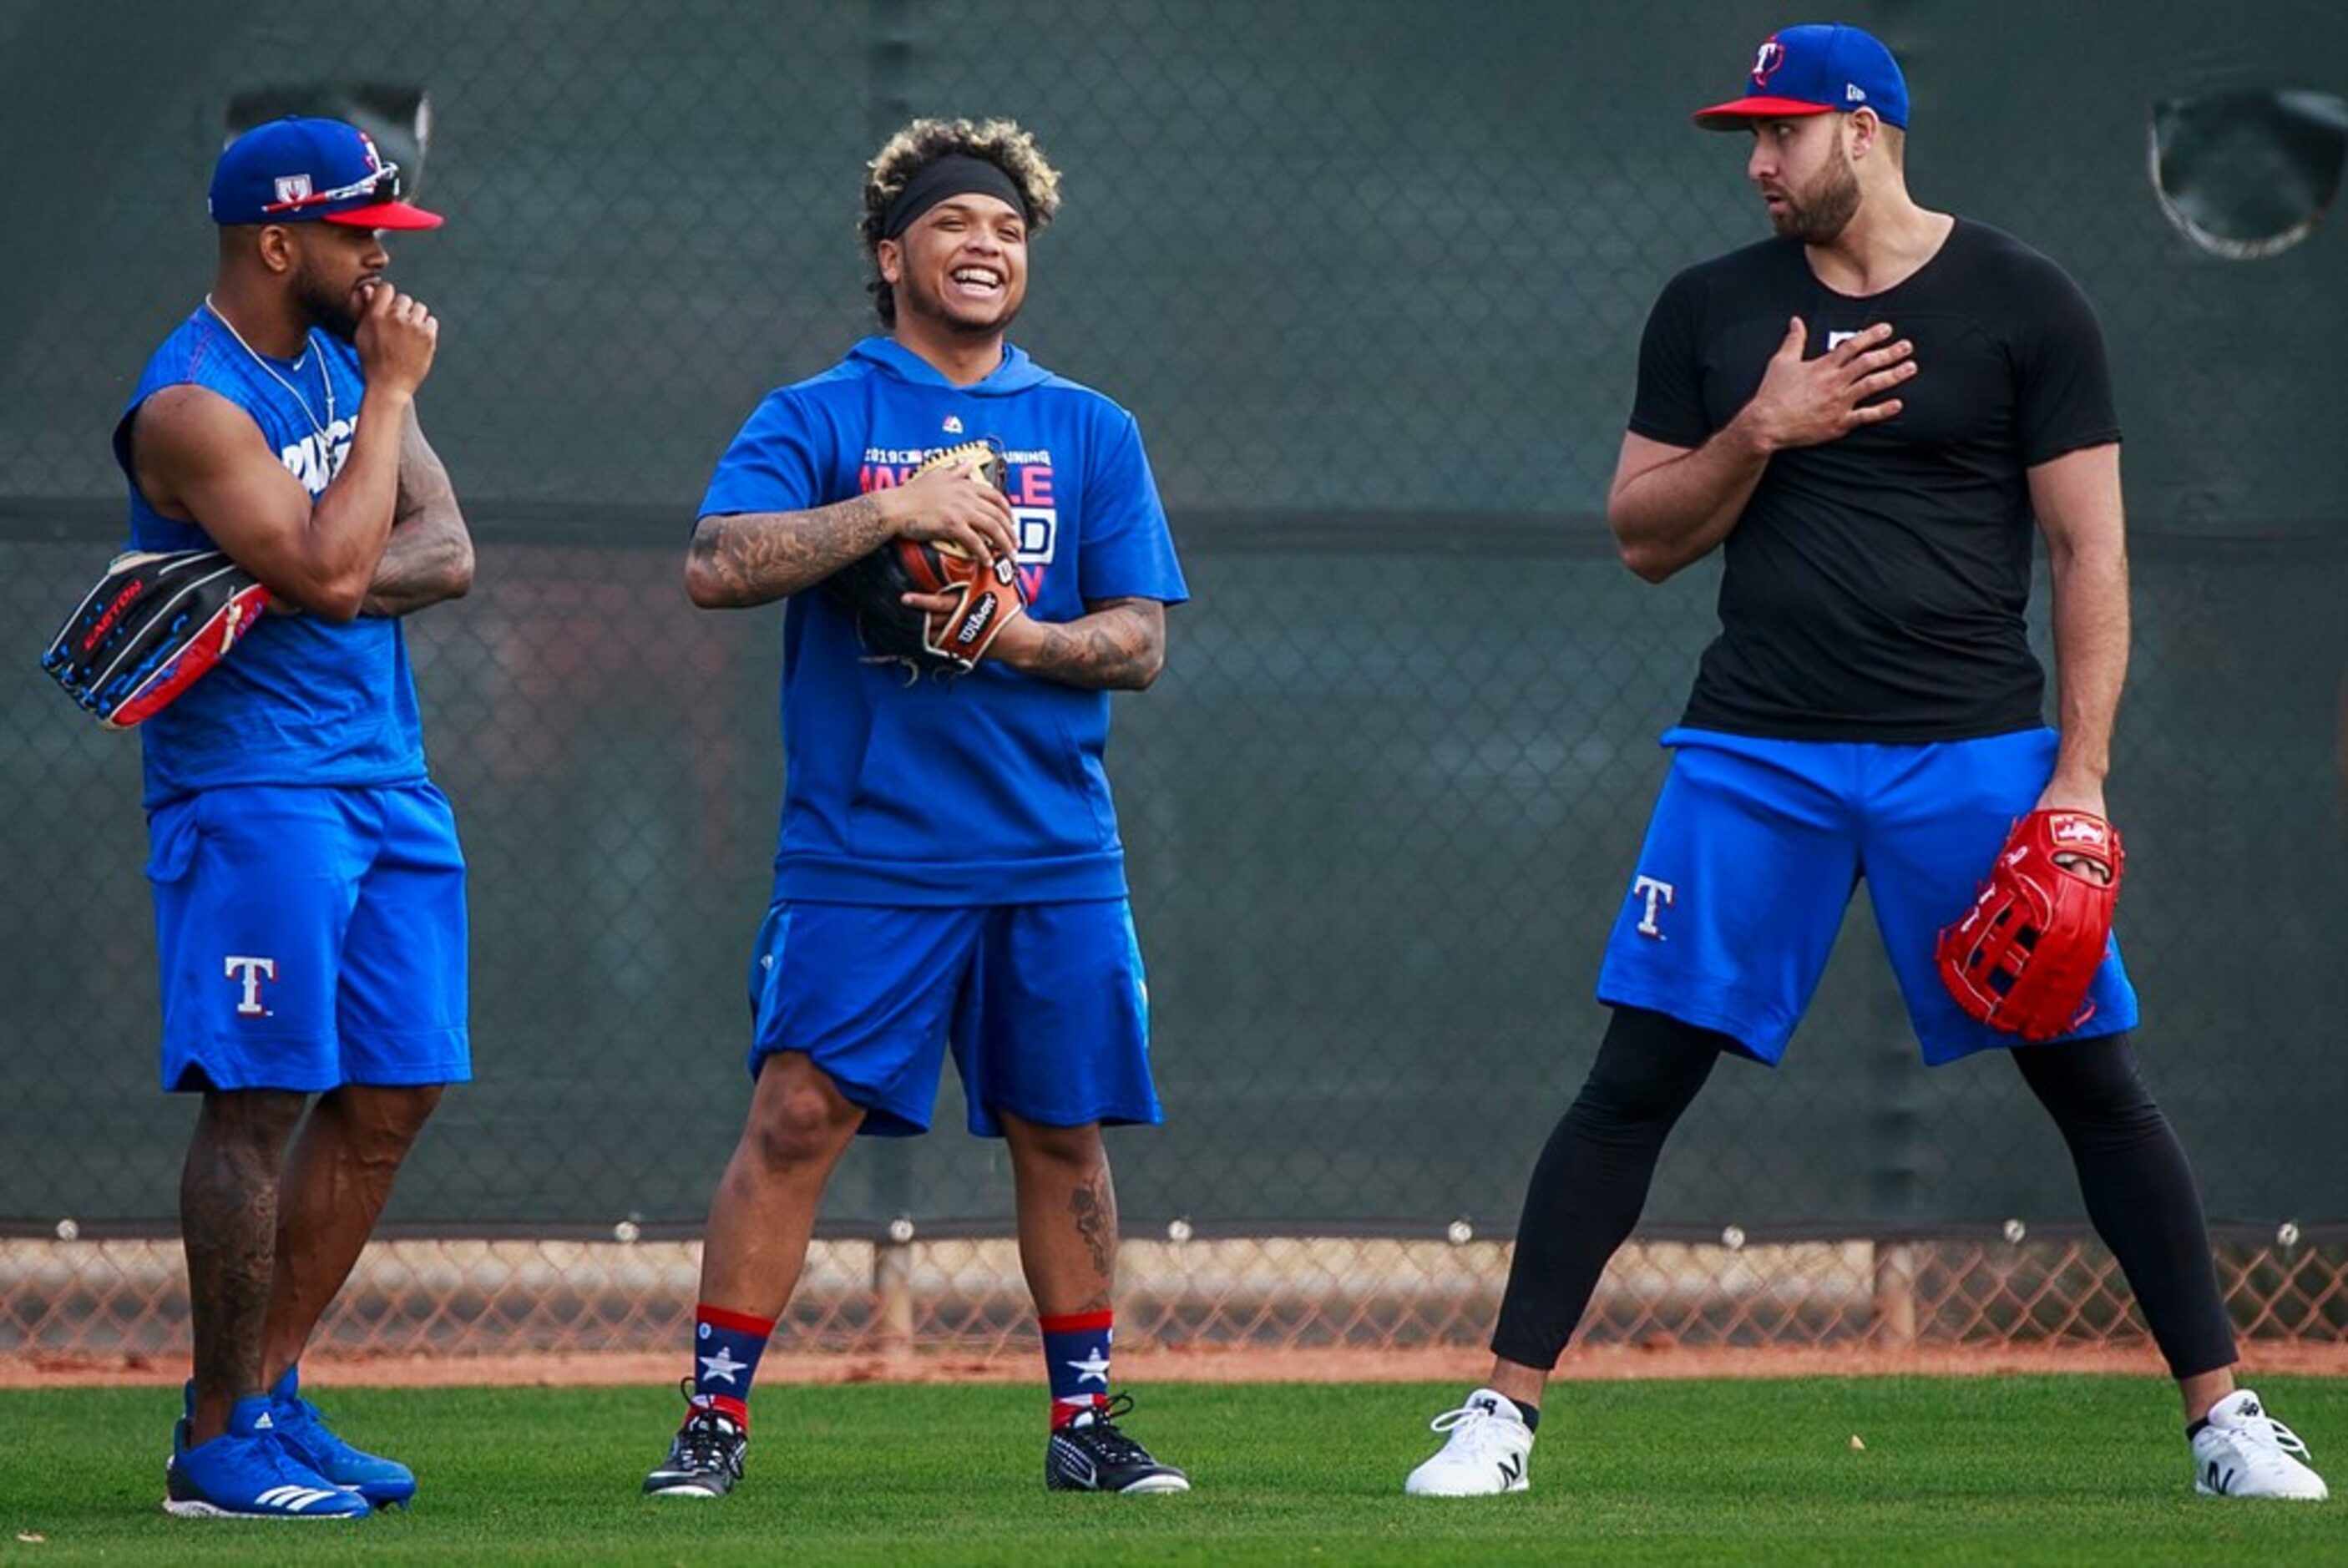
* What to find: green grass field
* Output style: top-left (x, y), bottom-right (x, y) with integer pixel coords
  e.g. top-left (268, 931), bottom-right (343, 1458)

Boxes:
top-left (1, 1378), bottom-right (2339, 1564)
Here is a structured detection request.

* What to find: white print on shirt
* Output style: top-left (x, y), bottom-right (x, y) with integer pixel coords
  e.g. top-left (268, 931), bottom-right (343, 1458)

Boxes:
top-left (280, 417), bottom-right (357, 497)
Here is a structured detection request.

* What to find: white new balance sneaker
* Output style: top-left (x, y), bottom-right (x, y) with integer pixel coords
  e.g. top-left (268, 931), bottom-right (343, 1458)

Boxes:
top-left (2192, 1388), bottom-right (2328, 1500)
top-left (1404, 1388), bottom-right (1534, 1497)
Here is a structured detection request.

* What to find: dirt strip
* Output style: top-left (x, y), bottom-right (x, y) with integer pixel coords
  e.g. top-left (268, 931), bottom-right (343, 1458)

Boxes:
top-left (8, 1342), bottom-right (2345, 1389)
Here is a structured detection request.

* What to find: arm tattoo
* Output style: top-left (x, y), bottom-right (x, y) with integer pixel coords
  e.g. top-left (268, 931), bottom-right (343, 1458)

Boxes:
top-left (689, 493), bottom-right (891, 608)
top-left (363, 415), bottom-right (473, 617)
top-left (361, 524), bottom-right (469, 617)
top-left (1021, 599), bottom-right (1166, 690)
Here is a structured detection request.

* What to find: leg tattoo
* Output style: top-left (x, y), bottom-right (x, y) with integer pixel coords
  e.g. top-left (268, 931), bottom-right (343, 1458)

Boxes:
top-left (1068, 1165), bottom-right (1117, 1308)
top-left (180, 1090), bottom-right (304, 1439)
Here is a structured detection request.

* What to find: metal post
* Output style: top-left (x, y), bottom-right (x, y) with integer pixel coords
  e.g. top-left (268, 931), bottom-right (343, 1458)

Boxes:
top-left (868, 0), bottom-right (913, 144)
top-left (1866, 897), bottom-right (1922, 1347)
top-left (1870, 1241), bottom-right (1917, 1348)
top-left (873, 1216), bottom-right (916, 1361)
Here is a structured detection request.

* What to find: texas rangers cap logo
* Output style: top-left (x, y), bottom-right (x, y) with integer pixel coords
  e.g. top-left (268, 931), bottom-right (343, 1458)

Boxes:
top-left (1752, 36), bottom-right (1786, 85)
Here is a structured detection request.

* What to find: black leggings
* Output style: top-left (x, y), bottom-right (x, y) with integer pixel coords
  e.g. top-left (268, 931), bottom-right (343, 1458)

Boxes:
top-left (1490, 1008), bottom-right (2237, 1380)
top-left (2010, 1034), bottom-right (2237, 1378)
top-left (1489, 1006), bottom-right (1722, 1370)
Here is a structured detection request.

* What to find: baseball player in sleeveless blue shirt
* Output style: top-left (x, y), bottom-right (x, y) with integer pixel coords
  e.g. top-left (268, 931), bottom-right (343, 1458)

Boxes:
top-left (122, 119), bottom-right (473, 1520)
top-left (640, 118), bottom-right (1192, 1501)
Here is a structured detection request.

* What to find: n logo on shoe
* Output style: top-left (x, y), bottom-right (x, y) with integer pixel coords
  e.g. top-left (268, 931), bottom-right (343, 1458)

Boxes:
top-left (1498, 1454), bottom-right (1525, 1487)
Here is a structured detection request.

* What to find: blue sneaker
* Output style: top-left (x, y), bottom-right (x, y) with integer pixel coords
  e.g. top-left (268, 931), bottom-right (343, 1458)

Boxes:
top-left (164, 1396), bottom-right (370, 1519)
top-left (268, 1367), bottom-right (417, 1506)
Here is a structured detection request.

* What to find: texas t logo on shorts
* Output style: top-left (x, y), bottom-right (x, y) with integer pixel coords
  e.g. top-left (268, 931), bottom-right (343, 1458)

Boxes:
top-left (1632, 875), bottom-right (1676, 938)
top-left (225, 953), bottom-right (278, 1018)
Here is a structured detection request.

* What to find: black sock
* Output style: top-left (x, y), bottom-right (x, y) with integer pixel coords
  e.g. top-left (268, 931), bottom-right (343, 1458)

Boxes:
top-left (1508, 1397), bottom-right (1541, 1433)
top-left (1489, 1007), bottom-right (1728, 1371)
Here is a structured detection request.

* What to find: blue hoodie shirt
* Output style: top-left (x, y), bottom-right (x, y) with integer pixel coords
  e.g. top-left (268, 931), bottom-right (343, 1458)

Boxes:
top-left (701, 337), bottom-right (1188, 905)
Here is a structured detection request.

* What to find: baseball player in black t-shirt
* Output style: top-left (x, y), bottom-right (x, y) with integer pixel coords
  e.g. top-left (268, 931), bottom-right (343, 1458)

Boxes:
top-left (1407, 23), bottom-right (2326, 1503)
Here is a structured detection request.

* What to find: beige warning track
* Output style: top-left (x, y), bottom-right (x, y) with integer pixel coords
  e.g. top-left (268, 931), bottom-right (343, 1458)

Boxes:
top-left (8, 1342), bottom-right (2345, 1390)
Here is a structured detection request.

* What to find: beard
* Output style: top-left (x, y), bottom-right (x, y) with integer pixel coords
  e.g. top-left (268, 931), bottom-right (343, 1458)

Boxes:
top-left (1770, 149), bottom-right (1863, 244)
top-left (897, 271), bottom-right (1021, 340)
top-left (293, 254), bottom-right (367, 343)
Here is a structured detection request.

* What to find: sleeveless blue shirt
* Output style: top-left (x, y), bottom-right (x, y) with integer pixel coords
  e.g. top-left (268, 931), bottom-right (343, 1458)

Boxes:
top-left (114, 306), bottom-right (427, 807)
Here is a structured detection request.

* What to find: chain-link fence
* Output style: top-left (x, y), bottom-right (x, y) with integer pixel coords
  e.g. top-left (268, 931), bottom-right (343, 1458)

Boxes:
top-left (4, 0), bottom-right (2345, 1368)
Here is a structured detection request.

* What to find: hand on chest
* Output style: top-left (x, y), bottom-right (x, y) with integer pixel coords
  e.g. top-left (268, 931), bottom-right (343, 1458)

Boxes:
top-left (1711, 309), bottom-right (2011, 450)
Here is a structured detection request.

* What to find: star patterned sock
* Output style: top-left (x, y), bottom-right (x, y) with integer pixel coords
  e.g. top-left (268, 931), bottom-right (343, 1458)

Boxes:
top-left (1041, 1309), bottom-right (1115, 1429)
top-left (691, 1302), bottom-right (775, 1428)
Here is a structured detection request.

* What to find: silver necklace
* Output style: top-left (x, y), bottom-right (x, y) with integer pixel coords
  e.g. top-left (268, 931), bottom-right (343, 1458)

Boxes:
top-left (202, 294), bottom-right (337, 442)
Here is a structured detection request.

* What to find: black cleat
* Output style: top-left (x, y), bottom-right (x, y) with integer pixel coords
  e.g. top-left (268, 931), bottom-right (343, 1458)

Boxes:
top-left (1045, 1393), bottom-right (1190, 1494)
top-left (643, 1384), bottom-right (747, 1500)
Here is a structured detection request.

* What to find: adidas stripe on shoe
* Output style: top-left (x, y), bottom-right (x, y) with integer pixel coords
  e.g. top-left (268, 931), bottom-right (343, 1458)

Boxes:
top-left (164, 1397), bottom-right (371, 1520)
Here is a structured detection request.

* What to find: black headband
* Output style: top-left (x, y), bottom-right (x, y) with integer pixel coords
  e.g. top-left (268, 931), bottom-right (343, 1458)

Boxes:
top-left (880, 154), bottom-right (1029, 240)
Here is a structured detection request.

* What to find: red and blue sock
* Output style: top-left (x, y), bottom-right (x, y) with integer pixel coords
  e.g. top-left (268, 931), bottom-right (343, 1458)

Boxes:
top-left (1041, 1309), bottom-right (1115, 1429)
top-left (691, 1303), bottom-right (775, 1428)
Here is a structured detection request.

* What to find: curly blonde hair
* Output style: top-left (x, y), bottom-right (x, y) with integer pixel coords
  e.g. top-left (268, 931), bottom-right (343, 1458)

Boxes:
top-left (860, 118), bottom-right (1062, 326)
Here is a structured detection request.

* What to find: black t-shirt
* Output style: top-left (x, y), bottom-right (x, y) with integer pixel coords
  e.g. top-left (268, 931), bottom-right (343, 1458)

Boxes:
top-left (1628, 219), bottom-right (2120, 741)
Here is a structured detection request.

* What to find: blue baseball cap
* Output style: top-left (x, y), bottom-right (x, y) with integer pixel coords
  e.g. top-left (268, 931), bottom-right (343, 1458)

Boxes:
top-left (208, 116), bottom-right (443, 230)
top-left (1693, 23), bottom-right (1910, 131)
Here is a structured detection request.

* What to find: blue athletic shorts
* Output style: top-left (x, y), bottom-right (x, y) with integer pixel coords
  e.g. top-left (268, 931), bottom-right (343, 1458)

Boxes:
top-left (146, 783), bottom-right (471, 1093)
top-left (1596, 726), bottom-right (2138, 1066)
top-left (743, 898), bottom-right (1161, 1137)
